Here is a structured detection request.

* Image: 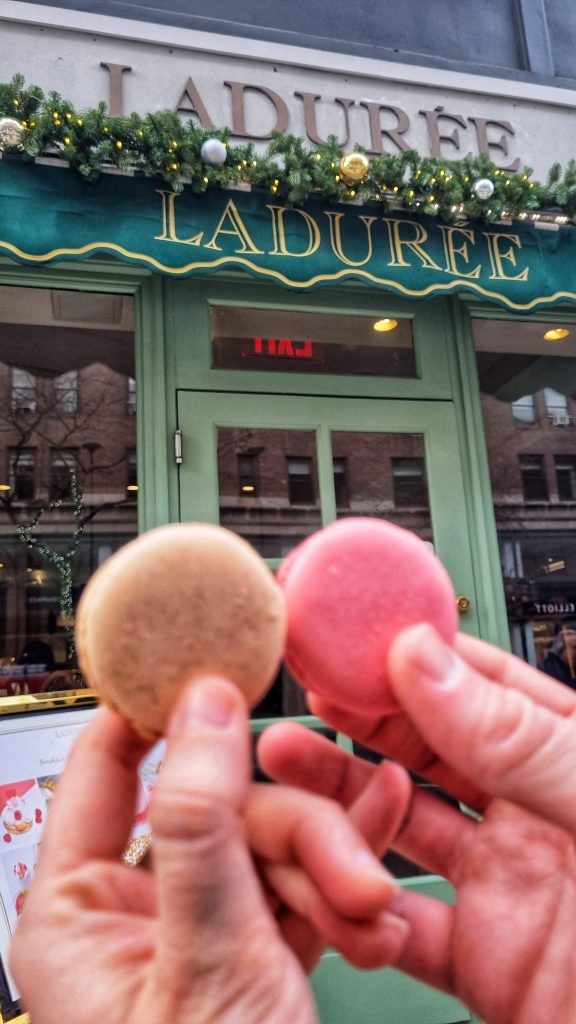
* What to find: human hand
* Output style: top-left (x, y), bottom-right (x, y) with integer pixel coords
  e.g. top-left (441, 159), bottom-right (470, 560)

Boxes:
top-left (11, 676), bottom-right (409, 1024)
top-left (259, 625), bottom-right (576, 1024)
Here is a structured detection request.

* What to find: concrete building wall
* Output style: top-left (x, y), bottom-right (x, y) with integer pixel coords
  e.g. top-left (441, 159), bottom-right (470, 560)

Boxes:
top-left (11, 0), bottom-right (576, 88)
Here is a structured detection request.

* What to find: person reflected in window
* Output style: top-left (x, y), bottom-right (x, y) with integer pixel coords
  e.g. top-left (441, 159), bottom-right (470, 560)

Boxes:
top-left (18, 638), bottom-right (55, 673)
top-left (541, 629), bottom-right (576, 689)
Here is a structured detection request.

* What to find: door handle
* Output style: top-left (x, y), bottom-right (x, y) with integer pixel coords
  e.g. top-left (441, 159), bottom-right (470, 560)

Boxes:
top-left (456, 594), bottom-right (472, 614)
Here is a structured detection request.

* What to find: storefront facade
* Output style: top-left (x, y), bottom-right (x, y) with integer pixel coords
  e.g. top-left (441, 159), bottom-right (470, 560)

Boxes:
top-left (2, 4), bottom-right (576, 1021)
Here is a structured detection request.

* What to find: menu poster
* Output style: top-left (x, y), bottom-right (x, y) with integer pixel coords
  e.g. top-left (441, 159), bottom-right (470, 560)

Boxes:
top-left (0, 708), bottom-right (163, 1019)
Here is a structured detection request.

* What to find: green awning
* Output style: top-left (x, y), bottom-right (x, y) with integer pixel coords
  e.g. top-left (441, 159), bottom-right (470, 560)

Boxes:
top-left (1, 159), bottom-right (575, 312)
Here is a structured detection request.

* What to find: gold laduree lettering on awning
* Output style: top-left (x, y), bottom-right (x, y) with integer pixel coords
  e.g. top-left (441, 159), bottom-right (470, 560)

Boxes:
top-left (0, 161), bottom-right (575, 310)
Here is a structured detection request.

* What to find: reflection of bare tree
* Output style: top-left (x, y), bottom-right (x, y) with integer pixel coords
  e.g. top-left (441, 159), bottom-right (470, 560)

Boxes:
top-left (0, 369), bottom-right (135, 557)
top-left (0, 361), bottom-right (137, 663)
top-left (17, 468), bottom-right (84, 641)
top-left (0, 368), bottom-right (128, 509)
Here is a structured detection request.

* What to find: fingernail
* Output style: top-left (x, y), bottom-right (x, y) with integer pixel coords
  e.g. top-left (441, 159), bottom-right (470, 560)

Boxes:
top-left (168, 678), bottom-right (236, 735)
top-left (411, 626), bottom-right (459, 687)
top-left (379, 910), bottom-right (410, 939)
top-left (355, 848), bottom-right (393, 877)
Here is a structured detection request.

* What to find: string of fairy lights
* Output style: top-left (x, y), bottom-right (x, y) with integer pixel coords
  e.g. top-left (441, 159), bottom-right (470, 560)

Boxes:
top-left (1, 75), bottom-right (576, 225)
top-left (16, 469), bottom-right (84, 642)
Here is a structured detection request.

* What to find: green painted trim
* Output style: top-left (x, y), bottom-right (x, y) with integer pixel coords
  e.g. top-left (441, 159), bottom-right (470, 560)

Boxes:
top-left (250, 714), bottom-right (326, 736)
top-left (135, 275), bottom-right (173, 532)
top-left (168, 277), bottom-right (453, 401)
top-left (460, 298), bottom-right (576, 323)
top-left (446, 299), bottom-right (511, 649)
top-left (0, 254), bottom-right (149, 292)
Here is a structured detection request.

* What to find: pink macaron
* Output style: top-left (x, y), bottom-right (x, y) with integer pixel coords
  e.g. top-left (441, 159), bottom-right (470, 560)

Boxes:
top-left (278, 517), bottom-right (457, 714)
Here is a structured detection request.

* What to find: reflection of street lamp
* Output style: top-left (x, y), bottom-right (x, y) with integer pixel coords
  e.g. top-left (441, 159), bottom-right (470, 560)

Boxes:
top-left (80, 443), bottom-right (103, 575)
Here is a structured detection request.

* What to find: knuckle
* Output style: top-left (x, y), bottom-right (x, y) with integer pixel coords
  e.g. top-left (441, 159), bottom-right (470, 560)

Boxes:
top-left (473, 687), bottom-right (555, 787)
top-left (149, 784), bottom-right (234, 844)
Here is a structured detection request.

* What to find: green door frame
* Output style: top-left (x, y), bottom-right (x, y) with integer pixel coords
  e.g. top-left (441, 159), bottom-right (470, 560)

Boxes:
top-left (165, 273), bottom-right (512, 649)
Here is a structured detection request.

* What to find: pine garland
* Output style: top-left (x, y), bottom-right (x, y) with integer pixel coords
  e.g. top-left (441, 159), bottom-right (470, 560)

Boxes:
top-left (1, 74), bottom-right (576, 225)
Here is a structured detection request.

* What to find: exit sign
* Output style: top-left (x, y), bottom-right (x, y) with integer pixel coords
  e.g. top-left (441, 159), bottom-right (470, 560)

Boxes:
top-left (243, 338), bottom-right (317, 359)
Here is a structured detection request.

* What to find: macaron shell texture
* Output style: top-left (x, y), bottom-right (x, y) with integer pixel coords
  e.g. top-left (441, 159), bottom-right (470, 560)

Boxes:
top-left (280, 518), bottom-right (457, 713)
top-left (76, 523), bottom-right (286, 738)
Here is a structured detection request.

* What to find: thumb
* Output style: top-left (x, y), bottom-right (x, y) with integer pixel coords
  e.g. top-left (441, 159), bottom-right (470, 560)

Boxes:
top-left (388, 624), bottom-right (576, 834)
top-left (150, 676), bottom-right (277, 984)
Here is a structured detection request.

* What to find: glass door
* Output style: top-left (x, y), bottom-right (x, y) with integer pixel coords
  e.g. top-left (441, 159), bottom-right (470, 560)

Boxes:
top-left (177, 389), bottom-right (478, 641)
top-left (176, 387), bottom-right (478, 1022)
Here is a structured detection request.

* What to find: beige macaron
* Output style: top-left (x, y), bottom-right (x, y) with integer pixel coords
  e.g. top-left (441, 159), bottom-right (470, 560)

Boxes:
top-left (75, 523), bottom-right (286, 738)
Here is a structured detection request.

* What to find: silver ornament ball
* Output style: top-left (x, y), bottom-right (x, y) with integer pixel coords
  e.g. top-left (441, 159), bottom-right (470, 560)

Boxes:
top-left (0, 117), bottom-right (24, 151)
top-left (200, 138), bottom-right (227, 167)
top-left (472, 177), bottom-right (495, 201)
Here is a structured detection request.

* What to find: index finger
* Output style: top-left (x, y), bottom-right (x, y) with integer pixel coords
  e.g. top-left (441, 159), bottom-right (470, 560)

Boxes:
top-left (36, 707), bottom-right (152, 876)
top-left (306, 693), bottom-right (486, 808)
top-left (455, 633), bottom-right (576, 715)
top-left (307, 630), bottom-right (576, 807)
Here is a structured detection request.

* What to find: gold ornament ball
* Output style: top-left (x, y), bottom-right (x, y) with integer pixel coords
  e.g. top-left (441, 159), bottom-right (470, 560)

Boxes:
top-left (339, 152), bottom-right (370, 184)
top-left (0, 117), bottom-right (24, 151)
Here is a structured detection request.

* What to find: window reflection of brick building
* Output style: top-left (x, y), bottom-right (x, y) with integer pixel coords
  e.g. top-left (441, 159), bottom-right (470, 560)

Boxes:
top-left (218, 426), bottom-right (431, 559)
top-left (0, 287), bottom-right (137, 674)
top-left (475, 317), bottom-right (576, 675)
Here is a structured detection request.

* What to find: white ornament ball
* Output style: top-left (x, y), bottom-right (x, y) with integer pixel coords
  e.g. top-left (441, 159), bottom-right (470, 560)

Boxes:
top-left (200, 138), bottom-right (227, 167)
top-left (0, 117), bottom-right (24, 151)
top-left (472, 177), bottom-right (495, 201)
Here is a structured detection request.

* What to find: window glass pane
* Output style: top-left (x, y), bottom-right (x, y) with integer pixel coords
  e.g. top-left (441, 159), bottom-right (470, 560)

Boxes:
top-left (9, 449), bottom-right (35, 501)
top-left (331, 432), bottom-right (432, 541)
top-left (392, 456), bottom-right (428, 507)
top-left (473, 317), bottom-right (576, 685)
top-left (333, 456), bottom-right (349, 508)
top-left (217, 427), bottom-right (323, 720)
top-left (519, 454), bottom-right (548, 501)
top-left (237, 452), bottom-right (260, 496)
top-left (0, 286), bottom-right (136, 697)
top-left (287, 457), bottom-right (315, 504)
top-left (127, 376), bottom-right (137, 416)
top-left (217, 427), bottom-right (322, 558)
top-left (50, 448), bottom-right (78, 501)
top-left (543, 387), bottom-right (569, 418)
top-left (126, 448), bottom-right (138, 497)
top-left (556, 456), bottom-right (576, 501)
top-left (212, 307), bottom-right (416, 377)
top-left (54, 370), bottom-right (78, 414)
top-left (11, 368), bottom-right (36, 411)
top-left (511, 394), bottom-right (535, 424)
